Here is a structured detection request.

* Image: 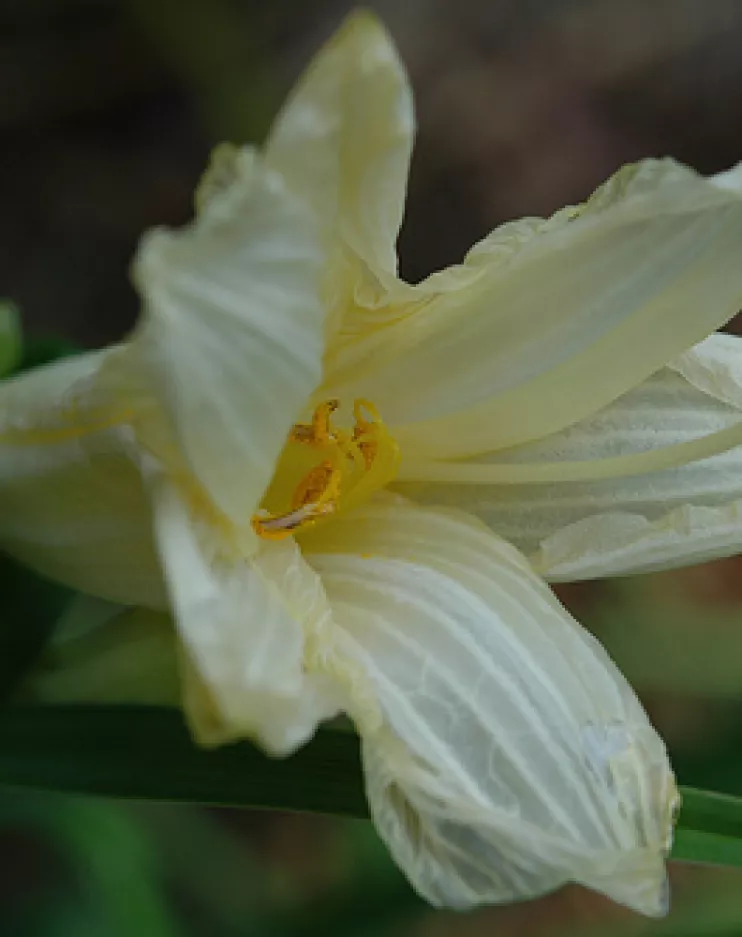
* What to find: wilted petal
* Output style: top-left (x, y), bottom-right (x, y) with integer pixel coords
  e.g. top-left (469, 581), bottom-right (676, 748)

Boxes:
top-left (148, 472), bottom-right (341, 755)
top-left (400, 333), bottom-right (742, 579)
top-left (303, 497), bottom-right (676, 915)
top-left (107, 151), bottom-right (327, 528)
top-left (264, 10), bottom-right (414, 281)
top-left (326, 159), bottom-right (742, 458)
top-left (0, 351), bottom-right (165, 606)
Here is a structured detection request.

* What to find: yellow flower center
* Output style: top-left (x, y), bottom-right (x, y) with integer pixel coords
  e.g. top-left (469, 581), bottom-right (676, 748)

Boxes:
top-left (252, 399), bottom-right (399, 540)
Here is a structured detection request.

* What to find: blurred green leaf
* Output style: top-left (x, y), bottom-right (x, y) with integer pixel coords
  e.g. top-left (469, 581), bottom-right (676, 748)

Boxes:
top-left (0, 705), bottom-right (367, 816)
top-left (0, 557), bottom-right (73, 705)
top-left (126, 0), bottom-right (277, 142)
top-left (270, 852), bottom-right (423, 937)
top-left (0, 326), bottom-right (79, 704)
top-left (680, 788), bottom-right (742, 840)
top-left (0, 791), bottom-right (183, 937)
top-left (669, 710), bottom-right (742, 801)
top-left (47, 798), bottom-right (184, 937)
top-left (0, 300), bottom-right (21, 377)
top-left (672, 828), bottom-right (742, 868)
top-left (16, 336), bottom-right (80, 373)
top-left (672, 789), bottom-right (742, 869)
top-left (594, 578), bottom-right (742, 699)
top-left (3, 705), bottom-right (742, 873)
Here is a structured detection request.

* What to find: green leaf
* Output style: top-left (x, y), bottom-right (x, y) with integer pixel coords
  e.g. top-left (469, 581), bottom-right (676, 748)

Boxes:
top-left (3, 705), bottom-right (742, 874)
top-left (679, 787), bottom-right (742, 839)
top-left (0, 792), bottom-right (184, 937)
top-left (0, 705), bottom-right (367, 816)
top-left (0, 301), bottom-right (21, 377)
top-left (16, 336), bottom-right (80, 373)
top-left (671, 788), bottom-right (742, 867)
top-left (0, 558), bottom-right (73, 704)
top-left (672, 828), bottom-right (742, 868)
top-left (0, 322), bottom-right (78, 700)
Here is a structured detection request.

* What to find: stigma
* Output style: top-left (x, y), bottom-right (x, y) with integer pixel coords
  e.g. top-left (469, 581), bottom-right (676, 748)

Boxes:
top-left (252, 399), bottom-right (398, 540)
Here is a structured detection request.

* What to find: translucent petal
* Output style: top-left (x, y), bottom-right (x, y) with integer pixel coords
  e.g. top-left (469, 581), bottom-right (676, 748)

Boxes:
top-left (111, 152), bottom-right (327, 528)
top-left (0, 351), bottom-right (165, 607)
top-left (399, 334), bottom-right (742, 580)
top-left (324, 159), bottom-right (742, 458)
top-left (303, 497), bottom-right (676, 915)
top-left (148, 473), bottom-right (341, 755)
top-left (264, 10), bottom-right (414, 279)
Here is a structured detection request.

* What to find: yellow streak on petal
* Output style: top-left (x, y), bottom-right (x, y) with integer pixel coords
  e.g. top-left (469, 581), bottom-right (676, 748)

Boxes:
top-left (0, 408), bottom-right (134, 447)
top-left (399, 419), bottom-right (742, 484)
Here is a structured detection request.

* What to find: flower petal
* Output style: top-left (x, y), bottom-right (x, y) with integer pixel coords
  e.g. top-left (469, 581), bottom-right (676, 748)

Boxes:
top-left (326, 159), bottom-right (742, 458)
top-left (0, 351), bottom-right (165, 606)
top-left (399, 333), bottom-right (742, 580)
top-left (264, 10), bottom-right (413, 280)
top-left (303, 497), bottom-right (676, 915)
top-left (147, 471), bottom-right (341, 755)
top-left (110, 150), bottom-right (327, 527)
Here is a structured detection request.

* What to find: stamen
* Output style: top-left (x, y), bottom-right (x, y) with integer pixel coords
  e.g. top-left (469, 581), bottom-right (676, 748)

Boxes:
top-left (252, 504), bottom-right (325, 539)
top-left (252, 398), bottom-right (398, 540)
top-left (292, 399), bottom-right (339, 446)
top-left (352, 399), bottom-right (383, 468)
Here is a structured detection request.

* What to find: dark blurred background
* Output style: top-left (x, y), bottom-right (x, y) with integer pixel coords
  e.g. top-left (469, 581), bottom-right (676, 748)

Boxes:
top-left (4, 1), bottom-right (742, 934)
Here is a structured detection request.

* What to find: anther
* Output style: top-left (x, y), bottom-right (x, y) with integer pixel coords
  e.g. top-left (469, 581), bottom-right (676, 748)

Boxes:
top-left (252, 398), bottom-right (396, 541)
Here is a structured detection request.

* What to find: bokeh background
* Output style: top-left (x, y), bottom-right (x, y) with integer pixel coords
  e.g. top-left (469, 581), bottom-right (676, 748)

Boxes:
top-left (3, 0), bottom-right (742, 934)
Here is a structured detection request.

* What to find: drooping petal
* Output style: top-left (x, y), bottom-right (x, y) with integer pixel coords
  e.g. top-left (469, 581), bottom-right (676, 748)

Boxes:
top-left (399, 333), bottom-right (742, 580)
top-left (106, 150), bottom-right (327, 529)
top-left (302, 497), bottom-right (677, 915)
top-left (324, 159), bottom-right (742, 458)
top-left (147, 471), bottom-right (341, 755)
top-left (264, 10), bottom-right (414, 281)
top-left (0, 351), bottom-right (165, 607)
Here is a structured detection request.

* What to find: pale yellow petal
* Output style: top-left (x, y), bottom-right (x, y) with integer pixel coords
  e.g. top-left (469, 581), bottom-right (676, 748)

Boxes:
top-left (264, 10), bottom-right (413, 279)
top-left (711, 160), bottom-right (742, 193)
top-left (0, 351), bottom-right (165, 606)
top-left (193, 142), bottom-right (248, 214)
top-left (107, 152), bottom-right (327, 528)
top-left (148, 473), bottom-right (341, 755)
top-left (302, 497), bottom-right (676, 916)
top-left (325, 159), bottom-right (742, 459)
top-left (399, 334), bottom-right (742, 579)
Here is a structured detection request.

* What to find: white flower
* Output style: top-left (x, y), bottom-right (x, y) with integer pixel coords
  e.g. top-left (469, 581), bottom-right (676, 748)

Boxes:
top-left (7, 9), bottom-right (742, 917)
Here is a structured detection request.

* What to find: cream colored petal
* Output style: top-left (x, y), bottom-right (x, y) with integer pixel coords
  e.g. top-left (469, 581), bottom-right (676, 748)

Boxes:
top-left (264, 10), bottom-right (414, 280)
top-left (712, 160), bottom-right (742, 193)
top-left (147, 472), bottom-right (341, 755)
top-left (108, 151), bottom-right (327, 528)
top-left (0, 351), bottom-right (165, 607)
top-left (325, 159), bottom-right (742, 458)
top-left (399, 334), bottom-right (742, 580)
top-left (303, 497), bottom-right (676, 916)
